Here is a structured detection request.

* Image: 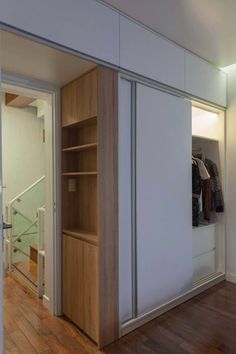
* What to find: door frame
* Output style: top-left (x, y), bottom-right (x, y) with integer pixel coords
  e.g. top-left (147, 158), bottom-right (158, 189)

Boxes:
top-left (1, 72), bottom-right (62, 316)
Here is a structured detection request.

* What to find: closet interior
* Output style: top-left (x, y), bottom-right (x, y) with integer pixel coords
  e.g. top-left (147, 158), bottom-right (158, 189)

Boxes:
top-left (192, 103), bottom-right (225, 284)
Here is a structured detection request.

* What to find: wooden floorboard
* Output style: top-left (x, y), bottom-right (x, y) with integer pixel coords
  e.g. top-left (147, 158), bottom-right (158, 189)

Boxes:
top-left (4, 275), bottom-right (236, 353)
top-left (14, 260), bottom-right (38, 286)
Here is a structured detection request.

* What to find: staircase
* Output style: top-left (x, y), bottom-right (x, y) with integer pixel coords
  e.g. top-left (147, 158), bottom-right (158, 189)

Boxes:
top-left (5, 177), bottom-right (45, 296)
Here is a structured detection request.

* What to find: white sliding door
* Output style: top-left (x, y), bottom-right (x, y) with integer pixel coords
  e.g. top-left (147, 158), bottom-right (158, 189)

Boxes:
top-left (119, 78), bottom-right (133, 323)
top-left (136, 84), bottom-right (192, 316)
top-left (0, 31), bottom-right (3, 353)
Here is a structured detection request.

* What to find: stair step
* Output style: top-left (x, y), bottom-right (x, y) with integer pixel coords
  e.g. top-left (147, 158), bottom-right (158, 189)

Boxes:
top-left (30, 244), bottom-right (38, 263)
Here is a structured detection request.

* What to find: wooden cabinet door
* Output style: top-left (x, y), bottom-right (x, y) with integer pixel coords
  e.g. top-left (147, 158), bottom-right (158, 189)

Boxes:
top-left (62, 69), bottom-right (98, 127)
top-left (62, 235), bottom-right (84, 328)
top-left (62, 235), bottom-right (98, 342)
top-left (77, 68), bottom-right (98, 122)
top-left (61, 80), bottom-right (78, 126)
top-left (83, 241), bottom-right (98, 340)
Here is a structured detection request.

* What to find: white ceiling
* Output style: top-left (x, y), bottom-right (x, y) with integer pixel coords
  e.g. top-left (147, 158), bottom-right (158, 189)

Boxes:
top-left (1, 30), bottom-right (96, 87)
top-left (102, 0), bottom-right (236, 67)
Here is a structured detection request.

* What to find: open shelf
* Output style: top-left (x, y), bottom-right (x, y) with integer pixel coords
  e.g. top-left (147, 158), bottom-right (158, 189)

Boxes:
top-left (62, 116), bottom-right (97, 129)
top-left (193, 223), bottom-right (216, 230)
top-left (62, 143), bottom-right (97, 153)
top-left (63, 228), bottom-right (98, 245)
top-left (192, 135), bottom-right (219, 143)
top-left (62, 171), bottom-right (97, 176)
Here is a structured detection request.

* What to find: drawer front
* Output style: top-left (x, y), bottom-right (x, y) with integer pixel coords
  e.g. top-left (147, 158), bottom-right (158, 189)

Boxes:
top-left (193, 225), bottom-right (216, 258)
top-left (193, 250), bottom-right (216, 282)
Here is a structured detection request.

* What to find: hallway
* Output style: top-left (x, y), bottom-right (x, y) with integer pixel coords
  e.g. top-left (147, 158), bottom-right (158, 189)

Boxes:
top-left (4, 275), bottom-right (236, 353)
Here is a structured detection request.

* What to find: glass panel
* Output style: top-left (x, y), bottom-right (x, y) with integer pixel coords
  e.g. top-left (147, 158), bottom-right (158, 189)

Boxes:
top-left (10, 177), bottom-right (45, 286)
top-left (12, 178), bottom-right (45, 221)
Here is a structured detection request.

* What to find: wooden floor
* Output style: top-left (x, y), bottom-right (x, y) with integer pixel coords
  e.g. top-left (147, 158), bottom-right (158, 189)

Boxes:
top-left (14, 260), bottom-right (38, 286)
top-left (4, 275), bottom-right (236, 353)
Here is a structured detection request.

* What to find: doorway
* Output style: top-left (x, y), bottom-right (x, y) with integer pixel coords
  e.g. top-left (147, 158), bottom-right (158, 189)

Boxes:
top-left (0, 27), bottom-right (100, 351)
top-left (1, 82), bottom-right (55, 311)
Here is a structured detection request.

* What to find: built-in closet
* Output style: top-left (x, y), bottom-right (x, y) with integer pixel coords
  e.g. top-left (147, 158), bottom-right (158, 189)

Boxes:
top-left (119, 78), bottom-right (226, 335)
top-left (192, 104), bottom-right (225, 283)
top-left (61, 66), bottom-right (119, 347)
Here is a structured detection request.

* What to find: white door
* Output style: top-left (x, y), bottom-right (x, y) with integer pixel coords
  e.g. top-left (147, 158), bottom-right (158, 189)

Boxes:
top-left (119, 78), bottom-right (133, 323)
top-left (136, 84), bottom-right (192, 316)
top-left (0, 30), bottom-right (4, 353)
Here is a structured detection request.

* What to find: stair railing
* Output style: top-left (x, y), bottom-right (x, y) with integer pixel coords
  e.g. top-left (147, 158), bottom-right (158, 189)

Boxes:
top-left (5, 176), bottom-right (45, 275)
top-left (37, 207), bottom-right (45, 298)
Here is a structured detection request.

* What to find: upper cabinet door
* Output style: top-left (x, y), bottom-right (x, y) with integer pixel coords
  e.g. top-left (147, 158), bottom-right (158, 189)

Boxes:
top-left (185, 52), bottom-right (227, 107)
top-left (136, 84), bottom-right (192, 316)
top-left (61, 68), bottom-right (98, 127)
top-left (0, 0), bottom-right (119, 65)
top-left (120, 16), bottom-right (185, 91)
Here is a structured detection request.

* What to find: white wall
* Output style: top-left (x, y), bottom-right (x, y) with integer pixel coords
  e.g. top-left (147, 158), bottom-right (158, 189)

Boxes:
top-left (2, 96), bottom-right (45, 213)
top-left (224, 65), bottom-right (236, 283)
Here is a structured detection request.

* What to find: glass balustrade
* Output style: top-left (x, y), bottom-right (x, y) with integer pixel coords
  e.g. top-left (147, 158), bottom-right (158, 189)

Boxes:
top-left (8, 177), bottom-right (45, 287)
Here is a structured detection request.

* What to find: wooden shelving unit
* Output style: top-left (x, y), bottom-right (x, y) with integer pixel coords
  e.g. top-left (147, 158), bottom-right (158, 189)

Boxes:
top-left (61, 66), bottom-right (119, 348)
top-left (61, 68), bottom-right (99, 342)
top-left (62, 228), bottom-right (98, 245)
top-left (62, 143), bottom-right (97, 153)
top-left (62, 171), bottom-right (97, 176)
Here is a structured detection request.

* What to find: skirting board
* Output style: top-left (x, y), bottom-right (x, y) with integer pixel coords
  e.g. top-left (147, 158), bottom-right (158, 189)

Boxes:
top-left (43, 294), bottom-right (50, 311)
top-left (226, 273), bottom-right (236, 283)
top-left (121, 273), bottom-right (225, 336)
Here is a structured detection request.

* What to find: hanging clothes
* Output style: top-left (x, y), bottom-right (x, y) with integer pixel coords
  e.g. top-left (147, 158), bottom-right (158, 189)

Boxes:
top-left (193, 157), bottom-right (212, 221)
top-left (205, 159), bottom-right (224, 213)
top-left (192, 159), bottom-right (202, 227)
top-left (192, 154), bottom-right (224, 227)
top-left (193, 157), bottom-right (210, 180)
top-left (202, 178), bottom-right (212, 221)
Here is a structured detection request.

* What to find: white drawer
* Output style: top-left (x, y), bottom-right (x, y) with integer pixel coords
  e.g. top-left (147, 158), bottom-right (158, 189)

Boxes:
top-left (193, 224), bottom-right (216, 257)
top-left (193, 250), bottom-right (216, 282)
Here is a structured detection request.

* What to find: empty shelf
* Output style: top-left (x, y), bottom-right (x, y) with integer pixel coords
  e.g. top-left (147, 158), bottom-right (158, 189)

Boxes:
top-left (62, 172), bottom-right (97, 176)
top-left (62, 143), bottom-right (97, 152)
top-left (63, 229), bottom-right (98, 245)
top-left (62, 116), bottom-right (97, 129)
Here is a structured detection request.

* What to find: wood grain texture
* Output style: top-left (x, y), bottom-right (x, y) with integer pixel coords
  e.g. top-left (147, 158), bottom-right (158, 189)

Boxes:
top-left (14, 260), bottom-right (38, 286)
top-left (62, 229), bottom-right (98, 246)
top-left (61, 68), bottom-right (98, 127)
top-left (62, 143), bottom-right (97, 152)
top-left (62, 118), bottom-right (97, 149)
top-left (61, 66), bottom-right (118, 348)
top-left (62, 235), bottom-right (98, 342)
top-left (5, 93), bottom-right (35, 108)
top-left (62, 235), bottom-right (84, 331)
top-left (62, 174), bottom-right (97, 232)
top-left (62, 149), bottom-right (97, 173)
top-left (97, 66), bottom-right (119, 348)
top-left (5, 276), bottom-right (236, 353)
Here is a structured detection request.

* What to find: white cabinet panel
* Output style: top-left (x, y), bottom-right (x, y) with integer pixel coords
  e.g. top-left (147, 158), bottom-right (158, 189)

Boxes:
top-left (193, 225), bottom-right (216, 258)
top-left (185, 52), bottom-right (227, 107)
top-left (119, 79), bottom-right (133, 323)
top-left (120, 16), bottom-right (185, 90)
top-left (193, 250), bottom-right (216, 282)
top-left (136, 85), bottom-right (192, 316)
top-left (0, 0), bottom-right (119, 65)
